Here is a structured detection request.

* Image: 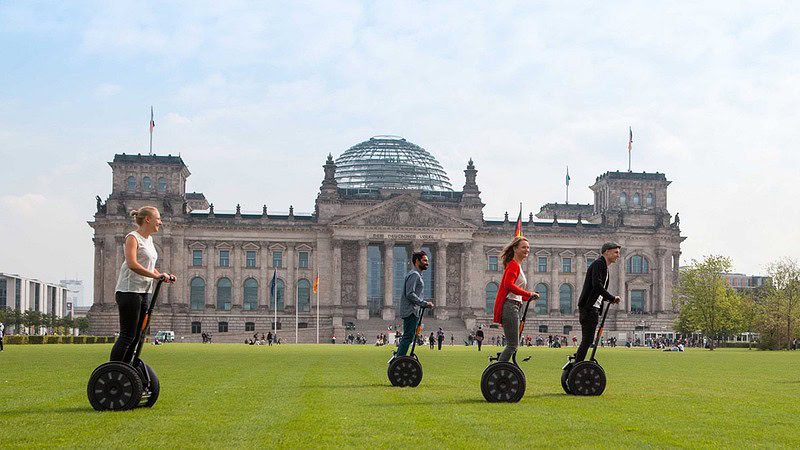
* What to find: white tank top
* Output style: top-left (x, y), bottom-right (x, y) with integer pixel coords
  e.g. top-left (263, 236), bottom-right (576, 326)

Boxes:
top-left (115, 231), bottom-right (158, 293)
top-left (506, 269), bottom-right (527, 303)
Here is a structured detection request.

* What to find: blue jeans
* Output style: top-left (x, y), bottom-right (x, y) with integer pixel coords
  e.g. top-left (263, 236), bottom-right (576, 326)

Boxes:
top-left (395, 314), bottom-right (419, 357)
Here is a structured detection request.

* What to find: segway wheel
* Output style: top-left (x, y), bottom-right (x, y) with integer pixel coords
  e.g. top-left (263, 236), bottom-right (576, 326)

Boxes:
top-left (139, 362), bottom-right (160, 408)
top-left (561, 363), bottom-right (573, 395)
top-left (387, 356), bottom-right (423, 387)
top-left (566, 361), bottom-right (606, 396)
top-left (87, 362), bottom-right (144, 411)
top-left (481, 362), bottom-right (526, 403)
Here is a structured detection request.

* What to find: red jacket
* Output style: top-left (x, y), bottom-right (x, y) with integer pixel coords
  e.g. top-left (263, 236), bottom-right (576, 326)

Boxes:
top-left (492, 259), bottom-right (533, 324)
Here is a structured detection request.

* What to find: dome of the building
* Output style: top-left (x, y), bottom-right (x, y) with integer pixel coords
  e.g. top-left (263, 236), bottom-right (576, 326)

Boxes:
top-left (334, 136), bottom-right (453, 191)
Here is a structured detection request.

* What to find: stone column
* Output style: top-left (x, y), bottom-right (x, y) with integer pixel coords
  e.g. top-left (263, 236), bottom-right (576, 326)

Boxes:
top-left (617, 250), bottom-right (627, 312)
top-left (93, 237), bottom-right (105, 305)
top-left (462, 242), bottom-right (474, 314)
top-left (260, 241), bottom-right (270, 309)
top-left (411, 240), bottom-right (423, 254)
top-left (231, 242), bottom-right (242, 309)
top-left (435, 241), bottom-right (448, 320)
top-left (112, 236), bottom-right (125, 308)
top-left (382, 241), bottom-right (395, 321)
top-left (573, 253), bottom-right (582, 314)
top-left (332, 239), bottom-right (342, 313)
top-left (206, 240), bottom-right (216, 309)
top-left (286, 243), bottom-right (296, 314)
top-left (549, 251), bottom-right (559, 314)
top-left (160, 236), bottom-right (172, 305)
top-left (357, 240), bottom-right (369, 320)
top-left (174, 235), bottom-right (186, 307)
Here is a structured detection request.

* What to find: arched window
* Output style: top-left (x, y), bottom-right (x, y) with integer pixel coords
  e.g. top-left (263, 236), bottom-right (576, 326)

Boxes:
top-left (633, 192), bottom-right (640, 206)
top-left (534, 283), bottom-right (548, 315)
top-left (619, 192), bottom-right (627, 206)
top-left (243, 278), bottom-right (258, 311)
top-left (485, 282), bottom-right (498, 314)
top-left (158, 177), bottom-right (167, 193)
top-left (142, 176), bottom-right (152, 192)
top-left (297, 279), bottom-right (311, 312)
top-left (646, 193), bottom-right (654, 207)
top-left (627, 255), bottom-right (649, 274)
top-left (559, 284), bottom-right (573, 314)
top-left (190, 277), bottom-right (205, 310)
top-left (127, 176), bottom-right (136, 192)
top-left (216, 278), bottom-right (232, 310)
top-left (269, 279), bottom-right (285, 311)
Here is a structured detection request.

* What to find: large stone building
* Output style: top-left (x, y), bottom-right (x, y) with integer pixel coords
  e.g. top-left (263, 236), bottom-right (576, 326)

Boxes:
top-left (88, 136), bottom-right (685, 342)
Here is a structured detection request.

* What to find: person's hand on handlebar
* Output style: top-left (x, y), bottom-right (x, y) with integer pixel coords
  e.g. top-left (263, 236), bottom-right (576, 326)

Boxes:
top-left (159, 273), bottom-right (177, 283)
top-left (527, 292), bottom-right (540, 301)
top-left (611, 296), bottom-right (620, 304)
top-left (426, 301), bottom-right (434, 309)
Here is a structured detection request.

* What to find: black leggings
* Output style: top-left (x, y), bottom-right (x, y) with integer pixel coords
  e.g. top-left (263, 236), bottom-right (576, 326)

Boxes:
top-left (109, 291), bottom-right (148, 362)
top-left (575, 307), bottom-right (600, 362)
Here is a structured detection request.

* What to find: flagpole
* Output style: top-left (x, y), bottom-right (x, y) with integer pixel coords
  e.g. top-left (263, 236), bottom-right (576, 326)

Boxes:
top-left (566, 166), bottom-right (569, 204)
top-left (149, 106), bottom-right (154, 155)
top-left (628, 126), bottom-right (633, 172)
top-left (316, 269), bottom-right (319, 345)
top-left (272, 269), bottom-right (277, 343)
top-left (295, 283), bottom-right (299, 344)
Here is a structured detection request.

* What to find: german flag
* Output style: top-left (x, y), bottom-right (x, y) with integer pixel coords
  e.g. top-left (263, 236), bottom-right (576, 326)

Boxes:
top-left (514, 203), bottom-right (522, 237)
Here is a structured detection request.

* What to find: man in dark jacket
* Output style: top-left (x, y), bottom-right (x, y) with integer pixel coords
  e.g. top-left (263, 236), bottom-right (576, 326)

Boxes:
top-left (575, 242), bottom-right (622, 362)
top-left (391, 251), bottom-right (434, 361)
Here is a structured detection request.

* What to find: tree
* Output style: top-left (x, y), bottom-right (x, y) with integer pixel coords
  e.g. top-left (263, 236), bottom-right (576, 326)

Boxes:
top-left (59, 316), bottom-right (75, 335)
top-left (41, 313), bottom-right (52, 334)
top-left (738, 292), bottom-right (760, 350)
top-left (763, 258), bottom-right (800, 350)
top-left (11, 309), bottom-right (23, 334)
top-left (76, 317), bottom-right (90, 335)
top-left (673, 255), bottom-right (741, 350)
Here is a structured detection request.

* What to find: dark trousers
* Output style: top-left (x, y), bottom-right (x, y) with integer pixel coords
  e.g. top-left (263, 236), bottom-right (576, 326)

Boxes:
top-left (110, 291), bottom-right (148, 362)
top-left (396, 314), bottom-right (419, 356)
top-left (477, 339), bottom-right (482, 351)
top-left (437, 338), bottom-right (443, 350)
top-left (575, 307), bottom-right (600, 362)
top-left (0, 338), bottom-right (3, 351)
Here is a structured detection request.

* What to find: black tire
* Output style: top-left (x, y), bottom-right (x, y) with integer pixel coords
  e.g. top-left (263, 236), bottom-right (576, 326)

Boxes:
top-left (481, 362), bottom-right (526, 403)
top-left (140, 361), bottom-right (160, 408)
top-left (87, 362), bottom-right (143, 411)
top-left (387, 356), bottom-right (423, 387)
top-left (566, 361), bottom-right (606, 396)
top-left (561, 364), bottom-right (573, 395)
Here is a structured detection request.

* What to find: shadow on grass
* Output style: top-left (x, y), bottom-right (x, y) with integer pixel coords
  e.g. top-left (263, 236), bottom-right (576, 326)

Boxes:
top-left (299, 383), bottom-right (388, 389)
top-left (0, 406), bottom-right (90, 417)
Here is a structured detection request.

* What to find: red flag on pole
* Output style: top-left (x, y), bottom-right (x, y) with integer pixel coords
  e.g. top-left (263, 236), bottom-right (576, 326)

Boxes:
top-left (514, 203), bottom-right (522, 237)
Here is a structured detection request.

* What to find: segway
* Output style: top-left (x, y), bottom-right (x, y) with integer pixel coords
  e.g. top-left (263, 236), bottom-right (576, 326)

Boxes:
top-left (480, 296), bottom-right (534, 402)
top-left (387, 306), bottom-right (427, 387)
top-left (87, 275), bottom-right (174, 411)
top-left (561, 299), bottom-right (611, 396)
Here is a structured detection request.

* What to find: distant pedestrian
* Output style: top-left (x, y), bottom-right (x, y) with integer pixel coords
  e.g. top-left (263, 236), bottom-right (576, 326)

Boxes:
top-left (267, 331), bottom-right (273, 346)
top-left (0, 322), bottom-right (4, 352)
top-left (429, 332), bottom-right (435, 349)
top-left (476, 326), bottom-right (484, 351)
top-left (437, 328), bottom-right (445, 350)
top-left (450, 334), bottom-right (454, 346)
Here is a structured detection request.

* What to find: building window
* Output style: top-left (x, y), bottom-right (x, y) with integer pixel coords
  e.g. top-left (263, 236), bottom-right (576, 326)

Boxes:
top-left (219, 250), bottom-right (230, 267)
top-left (127, 176), bottom-right (136, 192)
top-left (538, 257), bottom-right (547, 272)
top-left (486, 282), bottom-right (498, 314)
top-left (562, 258), bottom-right (572, 273)
top-left (218, 322), bottom-right (228, 333)
top-left (216, 278), bottom-right (232, 310)
top-left (534, 283), bottom-right (548, 315)
top-left (631, 290), bottom-right (645, 313)
top-left (158, 176), bottom-right (167, 193)
top-left (620, 192), bottom-right (627, 206)
top-left (488, 256), bottom-right (499, 272)
top-left (246, 251), bottom-right (257, 268)
top-left (142, 176), bottom-right (151, 192)
top-left (15, 279), bottom-right (21, 310)
top-left (627, 255), bottom-right (649, 274)
top-left (273, 251), bottom-right (282, 268)
top-left (647, 193), bottom-right (654, 207)
top-left (297, 279), bottom-right (311, 313)
top-left (245, 322), bottom-right (255, 332)
top-left (0, 279), bottom-right (6, 309)
top-left (190, 277), bottom-right (205, 310)
top-left (563, 325), bottom-right (573, 334)
top-left (244, 278), bottom-right (258, 311)
top-left (32, 283), bottom-right (40, 311)
top-left (633, 192), bottom-right (641, 206)
top-left (298, 251), bottom-right (309, 268)
top-left (191, 322), bottom-right (201, 334)
top-left (272, 322), bottom-right (282, 330)
top-left (559, 284), bottom-right (572, 314)
top-left (270, 279), bottom-right (285, 311)
top-left (298, 322), bottom-right (309, 329)
top-left (539, 325), bottom-right (548, 333)
top-left (368, 245), bottom-right (385, 317)
top-left (192, 250), bottom-right (203, 267)
top-left (586, 257), bottom-right (595, 269)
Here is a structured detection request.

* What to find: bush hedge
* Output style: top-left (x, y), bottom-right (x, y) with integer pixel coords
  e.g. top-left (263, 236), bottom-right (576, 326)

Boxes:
top-left (3, 335), bottom-right (116, 345)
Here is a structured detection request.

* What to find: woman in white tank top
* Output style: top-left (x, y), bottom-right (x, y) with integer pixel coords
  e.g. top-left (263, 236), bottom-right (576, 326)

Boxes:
top-left (109, 206), bottom-right (176, 362)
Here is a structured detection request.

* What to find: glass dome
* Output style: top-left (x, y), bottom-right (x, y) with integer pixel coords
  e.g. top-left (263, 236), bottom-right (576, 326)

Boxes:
top-left (335, 136), bottom-right (453, 191)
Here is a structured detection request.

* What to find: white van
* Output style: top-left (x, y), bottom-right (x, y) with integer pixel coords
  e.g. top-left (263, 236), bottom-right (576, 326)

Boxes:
top-left (154, 330), bottom-right (175, 343)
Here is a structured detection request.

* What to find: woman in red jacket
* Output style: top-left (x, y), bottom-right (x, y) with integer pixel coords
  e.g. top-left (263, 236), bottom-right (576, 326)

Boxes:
top-left (492, 236), bottom-right (539, 362)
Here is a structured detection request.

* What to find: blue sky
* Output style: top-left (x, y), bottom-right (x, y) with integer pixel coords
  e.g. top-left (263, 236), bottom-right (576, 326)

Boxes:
top-left (1, 1), bottom-right (798, 305)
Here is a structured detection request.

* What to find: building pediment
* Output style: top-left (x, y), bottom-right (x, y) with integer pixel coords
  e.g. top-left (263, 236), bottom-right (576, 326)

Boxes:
top-left (242, 242), bottom-right (260, 251)
top-left (330, 195), bottom-right (477, 230)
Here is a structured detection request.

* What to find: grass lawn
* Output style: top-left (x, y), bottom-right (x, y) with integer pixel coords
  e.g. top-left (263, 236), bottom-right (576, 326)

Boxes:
top-left (1, 343), bottom-right (799, 448)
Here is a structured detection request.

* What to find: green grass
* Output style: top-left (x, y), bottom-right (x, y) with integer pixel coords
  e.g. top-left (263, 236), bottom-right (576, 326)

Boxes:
top-left (1, 343), bottom-right (799, 448)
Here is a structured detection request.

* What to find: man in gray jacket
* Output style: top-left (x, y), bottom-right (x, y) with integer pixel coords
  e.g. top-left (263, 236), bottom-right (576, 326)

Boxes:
top-left (393, 251), bottom-right (434, 359)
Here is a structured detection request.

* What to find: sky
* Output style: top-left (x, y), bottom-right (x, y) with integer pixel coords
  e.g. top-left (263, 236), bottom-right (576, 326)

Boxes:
top-left (1, 1), bottom-right (798, 306)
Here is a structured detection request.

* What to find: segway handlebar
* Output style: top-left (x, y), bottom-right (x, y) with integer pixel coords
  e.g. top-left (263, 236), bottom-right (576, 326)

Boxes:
top-left (408, 305), bottom-right (428, 356)
top-left (131, 274), bottom-right (175, 363)
top-left (588, 296), bottom-right (614, 361)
